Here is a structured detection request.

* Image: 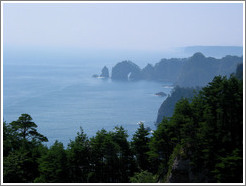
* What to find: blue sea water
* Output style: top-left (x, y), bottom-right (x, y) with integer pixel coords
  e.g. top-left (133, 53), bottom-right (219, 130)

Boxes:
top-left (3, 48), bottom-right (173, 146)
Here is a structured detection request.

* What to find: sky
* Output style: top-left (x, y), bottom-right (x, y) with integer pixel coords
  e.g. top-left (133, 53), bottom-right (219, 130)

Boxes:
top-left (3, 2), bottom-right (244, 52)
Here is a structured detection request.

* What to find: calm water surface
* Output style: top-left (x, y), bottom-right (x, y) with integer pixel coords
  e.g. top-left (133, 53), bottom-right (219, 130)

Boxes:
top-left (3, 53), bottom-right (173, 146)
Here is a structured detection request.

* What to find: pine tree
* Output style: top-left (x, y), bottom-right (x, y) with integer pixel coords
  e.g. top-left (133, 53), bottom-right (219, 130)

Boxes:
top-left (132, 122), bottom-right (150, 171)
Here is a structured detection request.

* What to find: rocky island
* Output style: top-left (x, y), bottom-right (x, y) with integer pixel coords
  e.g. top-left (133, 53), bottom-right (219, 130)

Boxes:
top-left (155, 92), bottom-right (167, 97)
top-left (100, 66), bottom-right (109, 78)
top-left (95, 53), bottom-right (243, 87)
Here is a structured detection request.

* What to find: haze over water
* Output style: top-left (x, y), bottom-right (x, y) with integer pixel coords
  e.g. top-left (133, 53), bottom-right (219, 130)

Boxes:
top-left (3, 2), bottom-right (243, 146)
top-left (3, 48), bottom-right (175, 146)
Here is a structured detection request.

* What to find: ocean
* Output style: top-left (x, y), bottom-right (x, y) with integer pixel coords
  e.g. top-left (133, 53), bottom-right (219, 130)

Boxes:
top-left (3, 48), bottom-right (173, 146)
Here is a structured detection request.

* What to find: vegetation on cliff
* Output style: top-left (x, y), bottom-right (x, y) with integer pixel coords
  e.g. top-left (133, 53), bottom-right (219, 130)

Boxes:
top-left (154, 75), bottom-right (243, 182)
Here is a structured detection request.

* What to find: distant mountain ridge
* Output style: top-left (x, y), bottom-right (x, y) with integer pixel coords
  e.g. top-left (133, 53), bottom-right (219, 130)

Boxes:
top-left (102, 52), bottom-right (243, 87)
top-left (175, 53), bottom-right (242, 87)
top-left (183, 46), bottom-right (243, 58)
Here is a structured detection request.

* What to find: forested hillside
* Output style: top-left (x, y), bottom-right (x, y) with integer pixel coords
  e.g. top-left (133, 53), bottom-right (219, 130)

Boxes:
top-left (152, 75), bottom-right (243, 182)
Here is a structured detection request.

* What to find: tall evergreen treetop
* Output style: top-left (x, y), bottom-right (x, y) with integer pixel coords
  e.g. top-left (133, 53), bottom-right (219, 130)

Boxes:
top-left (10, 114), bottom-right (48, 142)
top-left (132, 122), bottom-right (150, 171)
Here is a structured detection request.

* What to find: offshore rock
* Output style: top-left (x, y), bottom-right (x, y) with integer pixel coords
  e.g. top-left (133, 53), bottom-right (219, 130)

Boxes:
top-left (92, 74), bottom-right (99, 78)
top-left (100, 66), bottom-right (109, 78)
top-left (155, 92), bottom-right (167, 97)
top-left (111, 60), bottom-right (142, 81)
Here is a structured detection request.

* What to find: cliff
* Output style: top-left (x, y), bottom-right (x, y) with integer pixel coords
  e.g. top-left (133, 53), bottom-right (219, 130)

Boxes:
top-left (165, 149), bottom-right (208, 183)
top-left (156, 86), bottom-right (198, 124)
top-left (103, 53), bottom-right (242, 87)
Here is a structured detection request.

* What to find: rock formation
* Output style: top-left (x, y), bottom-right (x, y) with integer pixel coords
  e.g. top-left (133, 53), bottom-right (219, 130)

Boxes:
top-left (155, 92), bottom-right (167, 97)
top-left (100, 66), bottom-right (109, 78)
top-left (141, 64), bottom-right (155, 80)
top-left (167, 157), bottom-right (191, 183)
top-left (111, 60), bottom-right (142, 81)
top-left (98, 53), bottom-right (242, 87)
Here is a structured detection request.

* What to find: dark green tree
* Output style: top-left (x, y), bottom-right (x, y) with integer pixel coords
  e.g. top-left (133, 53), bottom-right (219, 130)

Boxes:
top-left (148, 118), bottom-right (173, 176)
top-left (3, 121), bottom-right (15, 157)
top-left (130, 170), bottom-right (157, 183)
top-left (199, 75), bottom-right (243, 182)
top-left (3, 150), bottom-right (33, 183)
top-left (35, 141), bottom-right (68, 183)
top-left (90, 126), bottom-right (136, 183)
top-left (67, 127), bottom-right (91, 182)
top-left (112, 126), bottom-right (136, 182)
top-left (148, 75), bottom-right (243, 183)
top-left (9, 114), bottom-right (48, 143)
top-left (3, 114), bottom-right (48, 183)
top-left (132, 122), bottom-right (150, 171)
top-left (90, 129), bottom-right (119, 182)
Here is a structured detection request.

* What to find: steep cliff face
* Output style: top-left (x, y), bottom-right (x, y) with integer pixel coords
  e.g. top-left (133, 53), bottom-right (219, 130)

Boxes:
top-left (111, 60), bottom-right (142, 81)
top-left (166, 155), bottom-right (209, 183)
top-left (156, 86), bottom-right (198, 124)
top-left (218, 55), bottom-right (243, 76)
top-left (167, 157), bottom-right (191, 183)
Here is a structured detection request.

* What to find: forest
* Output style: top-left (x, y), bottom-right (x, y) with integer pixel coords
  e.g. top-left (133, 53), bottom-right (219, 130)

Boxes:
top-left (3, 73), bottom-right (243, 183)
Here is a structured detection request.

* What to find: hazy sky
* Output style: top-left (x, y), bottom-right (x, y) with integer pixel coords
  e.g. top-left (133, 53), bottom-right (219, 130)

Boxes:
top-left (3, 2), bottom-right (244, 51)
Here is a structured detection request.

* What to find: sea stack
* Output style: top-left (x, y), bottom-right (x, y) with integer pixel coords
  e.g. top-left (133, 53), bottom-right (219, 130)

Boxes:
top-left (100, 66), bottom-right (109, 78)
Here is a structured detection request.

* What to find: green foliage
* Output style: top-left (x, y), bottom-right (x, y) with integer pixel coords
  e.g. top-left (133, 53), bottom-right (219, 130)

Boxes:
top-left (131, 122), bottom-right (150, 171)
top-left (3, 115), bottom-right (48, 183)
top-left (199, 76), bottom-right (243, 177)
top-left (36, 141), bottom-right (68, 183)
top-left (148, 118), bottom-right (172, 175)
top-left (212, 148), bottom-right (243, 183)
top-left (4, 151), bottom-right (33, 183)
top-left (149, 75), bottom-right (243, 183)
top-left (89, 129), bottom-right (116, 182)
top-left (89, 126), bottom-right (136, 183)
top-left (3, 121), bottom-right (16, 157)
top-left (112, 126), bottom-right (136, 182)
top-left (9, 114), bottom-right (48, 143)
top-left (66, 127), bottom-right (91, 182)
top-left (130, 170), bottom-right (156, 183)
